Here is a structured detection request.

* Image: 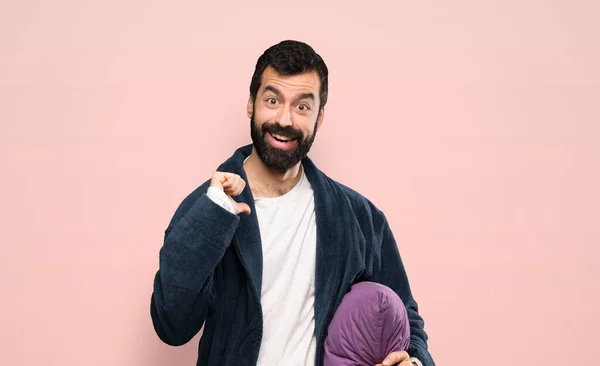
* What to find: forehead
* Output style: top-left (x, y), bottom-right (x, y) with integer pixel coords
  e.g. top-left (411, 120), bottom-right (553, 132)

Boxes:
top-left (259, 66), bottom-right (320, 97)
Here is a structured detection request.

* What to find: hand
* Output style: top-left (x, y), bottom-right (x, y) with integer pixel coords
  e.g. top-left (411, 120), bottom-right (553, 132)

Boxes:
top-left (375, 351), bottom-right (413, 366)
top-left (210, 172), bottom-right (251, 215)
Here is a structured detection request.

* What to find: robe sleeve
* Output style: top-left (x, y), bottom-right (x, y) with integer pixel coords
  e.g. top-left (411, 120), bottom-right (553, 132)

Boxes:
top-left (367, 214), bottom-right (436, 366)
top-left (150, 191), bottom-right (240, 346)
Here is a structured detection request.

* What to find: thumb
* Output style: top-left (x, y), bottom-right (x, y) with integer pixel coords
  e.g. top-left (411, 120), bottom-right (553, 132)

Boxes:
top-left (232, 201), bottom-right (251, 215)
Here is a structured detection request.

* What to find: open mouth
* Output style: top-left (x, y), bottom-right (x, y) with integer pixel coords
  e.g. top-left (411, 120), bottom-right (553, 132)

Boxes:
top-left (269, 132), bottom-right (296, 143)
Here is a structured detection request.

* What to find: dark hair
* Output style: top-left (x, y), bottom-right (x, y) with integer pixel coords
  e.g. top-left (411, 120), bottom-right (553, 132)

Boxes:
top-left (249, 40), bottom-right (329, 109)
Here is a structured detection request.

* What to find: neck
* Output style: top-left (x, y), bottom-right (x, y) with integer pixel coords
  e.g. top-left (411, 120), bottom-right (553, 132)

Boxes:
top-left (243, 147), bottom-right (303, 198)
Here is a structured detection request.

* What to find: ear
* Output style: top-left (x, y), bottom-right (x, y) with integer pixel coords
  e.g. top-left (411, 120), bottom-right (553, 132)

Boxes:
top-left (316, 107), bottom-right (325, 129)
top-left (247, 95), bottom-right (254, 118)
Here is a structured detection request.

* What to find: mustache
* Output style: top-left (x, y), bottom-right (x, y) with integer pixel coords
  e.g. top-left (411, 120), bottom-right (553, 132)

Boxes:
top-left (262, 123), bottom-right (303, 140)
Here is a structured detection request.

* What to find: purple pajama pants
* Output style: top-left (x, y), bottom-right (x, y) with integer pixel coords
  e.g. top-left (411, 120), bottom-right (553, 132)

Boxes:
top-left (324, 282), bottom-right (410, 366)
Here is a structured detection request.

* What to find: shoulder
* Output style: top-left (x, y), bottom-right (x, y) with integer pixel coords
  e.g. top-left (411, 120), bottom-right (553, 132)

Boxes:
top-left (166, 178), bottom-right (212, 229)
top-left (325, 175), bottom-right (388, 228)
top-left (163, 145), bottom-right (249, 230)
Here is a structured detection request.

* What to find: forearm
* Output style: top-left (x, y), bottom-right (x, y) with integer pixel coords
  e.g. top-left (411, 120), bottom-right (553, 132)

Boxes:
top-left (370, 216), bottom-right (435, 365)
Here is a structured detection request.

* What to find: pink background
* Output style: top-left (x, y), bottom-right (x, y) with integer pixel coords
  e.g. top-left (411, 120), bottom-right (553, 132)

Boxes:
top-left (1, 1), bottom-right (598, 365)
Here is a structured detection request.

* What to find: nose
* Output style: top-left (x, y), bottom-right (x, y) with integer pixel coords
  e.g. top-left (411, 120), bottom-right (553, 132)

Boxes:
top-left (276, 106), bottom-right (293, 127)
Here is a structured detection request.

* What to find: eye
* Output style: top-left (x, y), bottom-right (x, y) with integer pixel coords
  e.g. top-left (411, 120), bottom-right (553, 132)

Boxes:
top-left (297, 103), bottom-right (310, 111)
top-left (266, 98), bottom-right (278, 105)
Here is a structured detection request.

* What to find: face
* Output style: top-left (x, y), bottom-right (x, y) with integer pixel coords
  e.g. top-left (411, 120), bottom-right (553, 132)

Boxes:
top-left (248, 66), bottom-right (325, 172)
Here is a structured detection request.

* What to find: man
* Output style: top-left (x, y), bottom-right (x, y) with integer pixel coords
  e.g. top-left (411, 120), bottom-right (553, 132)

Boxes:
top-left (150, 40), bottom-right (435, 366)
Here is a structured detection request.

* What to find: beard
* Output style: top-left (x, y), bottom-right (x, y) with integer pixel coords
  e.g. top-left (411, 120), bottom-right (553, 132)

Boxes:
top-left (250, 113), bottom-right (318, 173)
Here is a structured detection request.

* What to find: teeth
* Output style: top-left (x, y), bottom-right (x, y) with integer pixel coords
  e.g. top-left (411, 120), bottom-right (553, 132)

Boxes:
top-left (272, 133), bottom-right (291, 142)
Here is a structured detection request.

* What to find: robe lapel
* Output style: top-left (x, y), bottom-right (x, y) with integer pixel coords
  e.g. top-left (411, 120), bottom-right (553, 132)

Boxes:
top-left (302, 157), bottom-right (352, 346)
top-left (217, 146), bottom-right (263, 299)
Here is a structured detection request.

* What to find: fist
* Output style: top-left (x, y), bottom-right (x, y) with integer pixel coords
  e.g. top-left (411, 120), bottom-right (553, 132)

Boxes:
top-left (210, 172), bottom-right (251, 215)
top-left (376, 351), bottom-right (413, 366)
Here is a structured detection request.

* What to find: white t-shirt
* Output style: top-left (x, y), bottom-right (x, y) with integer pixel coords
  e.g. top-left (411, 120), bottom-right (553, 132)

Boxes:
top-left (206, 169), bottom-right (317, 366)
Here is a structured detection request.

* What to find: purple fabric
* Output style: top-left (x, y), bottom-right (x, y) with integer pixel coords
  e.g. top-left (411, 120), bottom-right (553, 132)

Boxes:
top-left (324, 282), bottom-right (410, 366)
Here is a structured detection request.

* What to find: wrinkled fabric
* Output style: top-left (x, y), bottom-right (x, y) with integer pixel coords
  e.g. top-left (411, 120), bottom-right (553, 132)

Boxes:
top-left (324, 282), bottom-right (410, 366)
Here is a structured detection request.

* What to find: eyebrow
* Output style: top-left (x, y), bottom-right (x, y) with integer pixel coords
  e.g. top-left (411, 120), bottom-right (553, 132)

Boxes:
top-left (297, 92), bottom-right (315, 102)
top-left (263, 85), bottom-right (315, 103)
